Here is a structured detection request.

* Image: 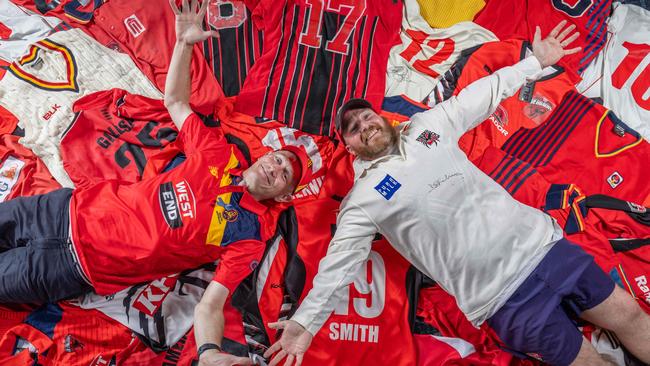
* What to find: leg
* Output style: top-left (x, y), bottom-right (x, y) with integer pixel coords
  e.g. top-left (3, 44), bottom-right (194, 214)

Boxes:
top-left (0, 238), bottom-right (92, 304)
top-left (580, 286), bottom-right (650, 363)
top-left (570, 337), bottom-right (617, 366)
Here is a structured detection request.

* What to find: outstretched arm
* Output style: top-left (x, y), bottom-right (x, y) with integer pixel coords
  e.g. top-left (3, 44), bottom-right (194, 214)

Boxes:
top-left (416, 21), bottom-right (581, 137)
top-left (194, 281), bottom-right (253, 366)
top-left (164, 0), bottom-right (217, 129)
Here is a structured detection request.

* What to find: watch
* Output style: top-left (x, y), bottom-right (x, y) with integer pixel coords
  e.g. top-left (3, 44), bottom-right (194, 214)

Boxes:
top-left (197, 343), bottom-right (222, 358)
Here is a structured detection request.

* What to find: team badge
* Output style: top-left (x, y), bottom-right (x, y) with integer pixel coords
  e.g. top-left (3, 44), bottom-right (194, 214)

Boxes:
top-left (217, 197), bottom-right (239, 222)
top-left (627, 201), bottom-right (647, 214)
top-left (488, 105), bottom-right (509, 136)
top-left (416, 129), bottom-right (440, 148)
top-left (124, 14), bottom-right (146, 38)
top-left (607, 171), bottom-right (623, 189)
top-left (374, 174), bottom-right (401, 200)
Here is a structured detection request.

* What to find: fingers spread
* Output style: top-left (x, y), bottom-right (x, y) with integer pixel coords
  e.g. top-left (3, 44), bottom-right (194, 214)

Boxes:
top-left (564, 46), bottom-right (582, 55)
top-left (549, 20), bottom-right (567, 38)
top-left (268, 321), bottom-right (285, 330)
top-left (169, 0), bottom-right (181, 14)
top-left (295, 354), bottom-right (304, 366)
top-left (283, 354), bottom-right (295, 366)
top-left (199, 0), bottom-right (209, 18)
top-left (561, 32), bottom-right (580, 47)
top-left (269, 349), bottom-right (288, 366)
top-left (264, 341), bottom-right (282, 358)
top-left (182, 0), bottom-right (190, 12)
top-left (534, 26), bottom-right (542, 43)
top-left (557, 23), bottom-right (576, 41)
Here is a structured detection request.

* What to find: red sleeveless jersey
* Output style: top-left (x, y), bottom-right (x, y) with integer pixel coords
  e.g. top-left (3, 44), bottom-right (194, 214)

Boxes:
top-left (235, 0), bottom-right (402, 136)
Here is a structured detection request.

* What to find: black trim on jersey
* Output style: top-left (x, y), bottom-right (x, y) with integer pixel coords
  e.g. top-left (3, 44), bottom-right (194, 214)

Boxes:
top-left (292, 46), bottom-right (317, 128)
top-left (609, 238), bottom-right (650, 253)
top-left (405, 266), bottom-right (426, 333)
top-left (586, 194), bottom-right (650, 227)
top-left (487, 152), bottom-right (537, 197)
top-left (283, 32), bottom-right (309, 125)
top-left (439, 44), bottom-right (483, 101)
top-left (224, 133), bottom-right (253, 166)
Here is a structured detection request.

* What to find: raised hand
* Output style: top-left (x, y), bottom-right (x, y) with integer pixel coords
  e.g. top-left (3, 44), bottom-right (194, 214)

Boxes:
top-left (263, 320), bottom-right (313, 366)
top-left (532, 20), bottom-right (581, 68)
top-left (169, 0), bottom-right (217, 45)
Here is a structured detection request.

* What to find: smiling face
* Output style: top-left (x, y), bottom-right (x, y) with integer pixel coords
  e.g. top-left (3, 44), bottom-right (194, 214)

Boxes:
top-left (341, 108), bottom-right (398, 160)
top-left (242, 150), bottom-right (298, 202)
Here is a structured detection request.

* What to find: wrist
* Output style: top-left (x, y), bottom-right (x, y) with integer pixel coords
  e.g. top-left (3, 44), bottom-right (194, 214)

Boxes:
top-left (197, 343), bottom-right (222, 359)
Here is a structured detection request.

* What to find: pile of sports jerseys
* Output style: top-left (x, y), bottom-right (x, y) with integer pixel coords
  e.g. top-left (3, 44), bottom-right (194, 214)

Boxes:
top-left (0, 0), bottom-right (648, 365)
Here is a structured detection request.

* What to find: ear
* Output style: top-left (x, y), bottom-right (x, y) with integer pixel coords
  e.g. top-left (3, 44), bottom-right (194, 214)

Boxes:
top-left (344, 144), bottom-right (357, 156)
top-left (274, 193), bottom-right (293, 203)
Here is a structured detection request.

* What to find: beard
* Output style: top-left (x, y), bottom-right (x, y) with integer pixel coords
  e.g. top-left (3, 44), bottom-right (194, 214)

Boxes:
top-left (355, 117), bottom-right (399, 160)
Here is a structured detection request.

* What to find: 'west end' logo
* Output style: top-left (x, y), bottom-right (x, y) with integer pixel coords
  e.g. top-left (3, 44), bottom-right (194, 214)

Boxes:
top-left (159, 180), bottom-right (195, 229)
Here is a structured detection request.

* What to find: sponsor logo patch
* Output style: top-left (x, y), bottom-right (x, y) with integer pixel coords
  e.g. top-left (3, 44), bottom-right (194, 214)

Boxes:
top-left (374, 174), bottom-right (401, 200)
top-left (627, 201), bottom-right (647, 214)
top-left (0, 157), bottom-right (25, 202)
top-left (124, 14), bottom-right (145, 38)
top-left (133, 275), bottom-right (178, 316)
top-left (158, 180), bottom-right (196, 229)
top-left (488, 105), bottom-right (509, 136)
top-left (416, 129), bottom-right (440, 148)
top-left (607, 171), bottom-right (623, 189)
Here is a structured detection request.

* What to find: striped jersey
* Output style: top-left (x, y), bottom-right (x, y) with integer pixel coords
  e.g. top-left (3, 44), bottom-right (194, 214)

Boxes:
top-left (235, 0), bottom-right (402, 136)
top-left (202, 0), bottom-right (264, 97)
top-left (501, 91), bottom-right (650, 205)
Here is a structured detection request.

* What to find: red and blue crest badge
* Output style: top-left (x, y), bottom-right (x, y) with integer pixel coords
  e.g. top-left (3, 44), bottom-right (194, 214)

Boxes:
top-left (416, 129), bottom-right (440, 148)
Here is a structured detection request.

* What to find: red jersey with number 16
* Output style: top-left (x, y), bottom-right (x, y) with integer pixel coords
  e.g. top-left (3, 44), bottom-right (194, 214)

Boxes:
top-left (236, 0), bottom-right (402, 136)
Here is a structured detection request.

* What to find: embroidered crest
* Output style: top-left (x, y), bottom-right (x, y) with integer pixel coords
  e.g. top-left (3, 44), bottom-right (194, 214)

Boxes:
top-left (374, 174), bottom-right (401, 200)
top-left (217, 197), bottom-right (239, 222)
top-left (607, 171), bottom-right (623, 189)
top-left (416, 129), bottom-right (440, 148)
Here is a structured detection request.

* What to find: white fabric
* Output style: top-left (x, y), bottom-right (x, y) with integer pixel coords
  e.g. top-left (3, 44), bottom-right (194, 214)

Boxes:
top-left (0, 28), bottom-right (162, 187)
top-left (0, 1), bottom-right (61, 62)
top-left (577, 3), bottom-right (650, 141)
top-left (292, 56), bottom-right (563, 334)
top-left (385, 0), bottom-right (497, 102)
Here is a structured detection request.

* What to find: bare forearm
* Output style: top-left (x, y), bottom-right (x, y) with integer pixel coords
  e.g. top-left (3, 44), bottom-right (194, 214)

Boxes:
top-left (194, 300), bottom-right (225, 348)
top-left (164, 41), bottom-right (193, 128)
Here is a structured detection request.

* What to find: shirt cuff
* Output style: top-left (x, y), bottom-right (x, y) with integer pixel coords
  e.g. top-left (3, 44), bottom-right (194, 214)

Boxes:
top-left (516, 55), bottom-right (545, 81)
top-left (290, 309), bottom-right (323, 336)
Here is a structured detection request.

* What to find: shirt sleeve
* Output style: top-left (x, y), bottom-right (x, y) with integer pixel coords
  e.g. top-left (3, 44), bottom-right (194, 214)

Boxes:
top-left (412, 56), bottom-right (544, 140)
top-left (290, 202), bottom-right (377, 335)
top-left (212, 239), bottom-right (265, 294)
top-left (176, 113), bottom-right (226, 155)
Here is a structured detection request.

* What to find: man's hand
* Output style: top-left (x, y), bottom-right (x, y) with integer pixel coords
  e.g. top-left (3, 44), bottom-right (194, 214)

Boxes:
top-left (199, 349), bottom-right (254, 366)
top-left (263, 320), bottom-right (314, 366)
top-left (169, 0), bottom-right (217, 45)
top-left (532, 20), bottom-right (581, 68)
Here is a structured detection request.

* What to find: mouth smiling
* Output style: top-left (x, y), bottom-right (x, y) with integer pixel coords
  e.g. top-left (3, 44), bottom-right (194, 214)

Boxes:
top-left (364, 128), bottom-right (379, 144)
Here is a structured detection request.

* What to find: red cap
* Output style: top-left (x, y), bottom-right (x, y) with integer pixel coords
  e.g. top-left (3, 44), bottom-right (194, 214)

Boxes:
top-left (279, 145), bottom-right (313, 194)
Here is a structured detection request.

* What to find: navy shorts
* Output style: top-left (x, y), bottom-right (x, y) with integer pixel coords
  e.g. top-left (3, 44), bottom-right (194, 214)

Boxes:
top-left (487, 238), bottom-right (615, 366)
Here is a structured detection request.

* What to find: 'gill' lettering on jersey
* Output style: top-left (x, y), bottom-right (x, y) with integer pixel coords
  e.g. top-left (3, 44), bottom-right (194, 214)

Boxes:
top-left (8, 40), bottom-right (79, 92)
top-left (374, 174), bottom-right (401, 200)
top-left (159, 180), bottom-right (196, 229)
top-left (206, 149), bottom-right (240, 245)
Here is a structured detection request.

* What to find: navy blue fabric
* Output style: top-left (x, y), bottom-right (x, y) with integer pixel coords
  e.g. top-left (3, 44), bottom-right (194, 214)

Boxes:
top-left (0, 189), bottom-right (92, 304)
top-left (487, 239), bottom-right (615, 366)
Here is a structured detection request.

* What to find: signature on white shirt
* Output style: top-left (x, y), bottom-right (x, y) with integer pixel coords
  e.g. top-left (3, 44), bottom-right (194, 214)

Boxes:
top-left (427, 172), bottom-right (464, 193)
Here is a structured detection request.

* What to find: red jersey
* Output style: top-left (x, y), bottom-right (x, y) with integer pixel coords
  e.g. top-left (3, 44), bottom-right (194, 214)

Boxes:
top-left (0, 303), bottom-right (134, 366)
top-left (474, 0), bottom-right (611, 75)
top-left (81, 0), bottom-right (224, 116)
top-left (62, 89), bottom-right (178, 188)
top-left (0, 134), bottom-right (60, 201)
top-left (235, 0), bottom-right (402, 136)
top-left (501, 91), bottom-right (650, 205)
top-left (10, 0), bottom-right (102, 24)
top-left (610, 238), bottom-right (650, 314)
top-left (202, 0), bottom-right (264, 97)
top-left (69, 113), bottom-right (278, 295)
top-left (430, 39), bottom-right (576, 162)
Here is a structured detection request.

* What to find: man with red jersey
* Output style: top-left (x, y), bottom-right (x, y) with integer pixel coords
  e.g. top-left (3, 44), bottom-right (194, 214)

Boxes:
top-left (0, 1), bottom-right (310, 365)
top-left (265, 23), bottom-right (650, 366)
